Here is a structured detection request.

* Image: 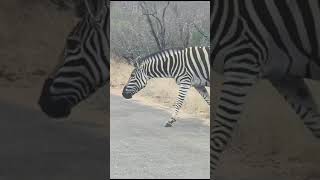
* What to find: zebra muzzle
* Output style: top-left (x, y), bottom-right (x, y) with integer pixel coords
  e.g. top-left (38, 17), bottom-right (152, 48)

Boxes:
top-left (38, 78), bottom-right (72, 118)
top-left (122, 86), bottom-right (133, 99)
top-left (122, 91), bottom-right (132, 99)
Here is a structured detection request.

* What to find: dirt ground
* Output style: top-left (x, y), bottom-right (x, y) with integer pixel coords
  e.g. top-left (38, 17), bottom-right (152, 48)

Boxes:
top-left (110, 87), bottom-right (210, 126)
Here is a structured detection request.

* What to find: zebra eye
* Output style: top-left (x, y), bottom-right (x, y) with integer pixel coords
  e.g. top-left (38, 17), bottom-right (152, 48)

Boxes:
top-left (66, 38), bottom-right (80, 50)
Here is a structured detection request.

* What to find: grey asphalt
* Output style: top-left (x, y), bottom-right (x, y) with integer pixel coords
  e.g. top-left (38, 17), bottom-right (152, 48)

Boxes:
top-left (110, 95), bottom-right (210, 179)
top-left (0, 100), bottom-right (108, 180)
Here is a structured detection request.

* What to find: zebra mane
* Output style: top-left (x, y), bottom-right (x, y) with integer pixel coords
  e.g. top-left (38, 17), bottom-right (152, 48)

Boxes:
top-left (137, 47), bottom-right (185, 66)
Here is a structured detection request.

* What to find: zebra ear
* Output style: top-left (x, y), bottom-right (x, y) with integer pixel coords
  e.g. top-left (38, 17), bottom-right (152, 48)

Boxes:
top-left (133, 60), bottom-right (139, 68)
top-left (83, 0), bottom-right (105, 19)
top-left (74, 0), bottom-right (86, 18)
top-left (133, 56), bottom-right (141, 68)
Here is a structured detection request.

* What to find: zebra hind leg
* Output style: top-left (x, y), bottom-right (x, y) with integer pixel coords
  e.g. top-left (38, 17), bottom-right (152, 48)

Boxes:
top-left (195, 86), bottom-right (210, 105)
top-left (164, 82), bottom-right (191, 127)
top-left (211, 57), bottom-right (260, 178)
top-left (271, 78), bottom-right (320, 138)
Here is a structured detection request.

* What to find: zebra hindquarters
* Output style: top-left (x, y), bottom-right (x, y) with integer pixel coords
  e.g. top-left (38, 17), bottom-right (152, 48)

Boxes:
top-left (194, 86), bottom-right (210, 105)
top-left (211, 52), bottom-right (260, 177)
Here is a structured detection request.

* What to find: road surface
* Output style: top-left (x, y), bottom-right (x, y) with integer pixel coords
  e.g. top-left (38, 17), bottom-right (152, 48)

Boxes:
top-left (0, 100), bottom-right (108, 180)
top-left (110, 94), bottom-right (210, 179)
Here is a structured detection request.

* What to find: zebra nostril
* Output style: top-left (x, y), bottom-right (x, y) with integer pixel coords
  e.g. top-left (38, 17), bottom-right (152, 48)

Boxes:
top-left (38, 94), bottom-right (71, 118)
top-left (122, 91), bottom-right (132, 99)
top-left (38, 78), bottom-right (73, 118)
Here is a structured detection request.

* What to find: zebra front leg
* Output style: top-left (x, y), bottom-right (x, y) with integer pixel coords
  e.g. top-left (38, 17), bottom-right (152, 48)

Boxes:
top-left (195, 86), bottom-right (210, 105)
top-left (164, 82), bottom-right (191, 127)
top-left (211, 61), bottom-right (259, 178)
top-left (271, 78), bottom-right (320, 138)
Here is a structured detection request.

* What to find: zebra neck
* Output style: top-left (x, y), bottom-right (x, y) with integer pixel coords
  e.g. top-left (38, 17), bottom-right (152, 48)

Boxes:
top-left (140, 52), bottom-right (178, 79)
top-left (143, 65), bottom-right (173, 79)
top-left (212, 0), bottom-right (240, 47)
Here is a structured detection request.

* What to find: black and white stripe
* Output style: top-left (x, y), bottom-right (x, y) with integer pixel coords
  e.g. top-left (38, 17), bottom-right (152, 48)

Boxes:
top-left (39, 0), bottom-right (109, 118)
top-left (122, 46), bottom-right (210, 127)
top-left (211, 0), bottom-right (320, 178)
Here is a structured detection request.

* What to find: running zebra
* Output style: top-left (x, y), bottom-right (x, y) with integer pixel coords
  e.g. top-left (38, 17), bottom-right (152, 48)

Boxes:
top-left (122, 46), bottom-right (210, 127)
top-left (38, 0), bottom-right (109, 118)
top-left (210, 0), bottom-right (320, 178)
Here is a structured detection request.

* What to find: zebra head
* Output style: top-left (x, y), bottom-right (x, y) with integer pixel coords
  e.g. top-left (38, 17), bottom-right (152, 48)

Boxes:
top-left (38, 0), bottom-right (109, 118)
top-left (122, 66), bottom-right (148, 99)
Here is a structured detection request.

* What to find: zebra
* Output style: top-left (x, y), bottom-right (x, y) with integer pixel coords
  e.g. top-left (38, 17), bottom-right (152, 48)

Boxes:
top-left (122, 46), bottom-right (210, 127)
top-left (210, 0), bottom-right (320, 178)
top-left (38, 0), bottom-right (109, 118)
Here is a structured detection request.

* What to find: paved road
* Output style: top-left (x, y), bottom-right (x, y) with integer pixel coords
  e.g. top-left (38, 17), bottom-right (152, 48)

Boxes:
top-left (0, 100), bottom-right (108, 180)
top-left (110, 95), bottom-right (210, 179)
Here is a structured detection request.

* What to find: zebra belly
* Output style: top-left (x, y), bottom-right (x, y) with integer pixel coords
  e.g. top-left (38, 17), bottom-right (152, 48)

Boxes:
top-left (261, 34), bottom-right (313, 80)
top-left (188, 66), bottom-right (210, 87)
top-left (191, 76), bottom-right (210, 87)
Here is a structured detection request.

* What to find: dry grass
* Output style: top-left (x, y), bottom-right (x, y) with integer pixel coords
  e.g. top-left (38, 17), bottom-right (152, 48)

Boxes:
top-left (110, 58), bottom-right (134, 88)
top-left (110, 57), bottom-right (210, 121)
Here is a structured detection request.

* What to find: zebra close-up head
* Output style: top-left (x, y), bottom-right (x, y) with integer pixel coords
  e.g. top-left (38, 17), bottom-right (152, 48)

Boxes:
top-left (38, 0), bottom-right (109, 118)
top-left (122, 66), bottom-right (148, 99)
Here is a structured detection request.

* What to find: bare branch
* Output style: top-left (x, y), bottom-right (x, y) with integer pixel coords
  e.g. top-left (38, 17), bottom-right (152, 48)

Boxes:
top-left (193, 23), bottom-right (209, 40)
top-left (111, 1), bottom-right (209, 59)
top-left (139, 1), bottom-right (163, 50)
top-left (150, 14), bottom-right (163, 30)
top-left (162, 1), bottom-right (170, 25)
top-left (139, 1), bottom-right (170, 50)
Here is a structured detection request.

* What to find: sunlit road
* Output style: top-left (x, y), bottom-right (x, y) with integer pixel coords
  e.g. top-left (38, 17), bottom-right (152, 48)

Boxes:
top-left (110, 94), bottom-right (210, 179)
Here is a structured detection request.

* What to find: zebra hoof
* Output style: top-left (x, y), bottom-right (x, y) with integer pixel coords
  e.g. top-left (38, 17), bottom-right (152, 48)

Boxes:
top-left (164, 121), bottom-right (173, 127)
top-left (163, 119), bottom-right (176, 127)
